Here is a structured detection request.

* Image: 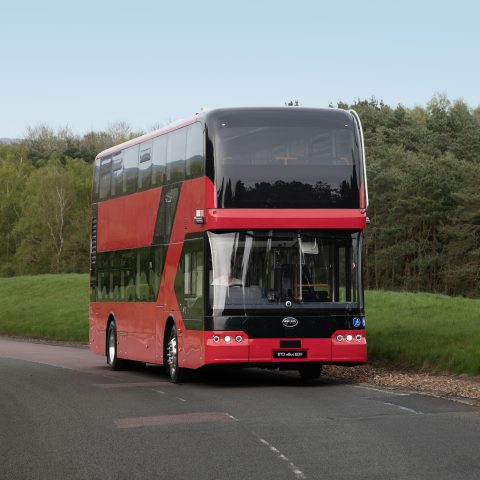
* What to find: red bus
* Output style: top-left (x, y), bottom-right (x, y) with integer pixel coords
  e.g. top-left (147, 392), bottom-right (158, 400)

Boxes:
top-left (89, 107), bottom-right (368, 382)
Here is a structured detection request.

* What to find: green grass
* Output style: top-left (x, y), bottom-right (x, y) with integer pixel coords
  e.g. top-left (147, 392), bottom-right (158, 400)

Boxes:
top-left (0, 274), bottom-right (89, 342)
top-left (0, 274), bottom-right (479, 375)
top-left (366, 290), bottom-right (480, 375)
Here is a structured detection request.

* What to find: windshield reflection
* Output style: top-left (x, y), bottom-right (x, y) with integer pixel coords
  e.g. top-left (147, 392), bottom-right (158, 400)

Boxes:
top-left (207, 231), bottom-right (361, 315)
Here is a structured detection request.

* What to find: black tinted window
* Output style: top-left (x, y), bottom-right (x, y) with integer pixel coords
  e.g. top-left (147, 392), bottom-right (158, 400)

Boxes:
top-left (152, 135), bottom-right (167, 186)
top-left (210, 110), bottom-right (361, 208)
top-left (186, 123), bottom-right (204, 179)
top-left (166, 129), bottom-right (186, 183)
top-left (138, 143), bottom-right (152, 191)
top-left (111, 153), bottom-right (123, 197)
top-left (99, 156), bottom-right (112, 200)
top-left (92, 159), bottom-right (100, 202)
top-left (123, 145), bottom-right (138, 195)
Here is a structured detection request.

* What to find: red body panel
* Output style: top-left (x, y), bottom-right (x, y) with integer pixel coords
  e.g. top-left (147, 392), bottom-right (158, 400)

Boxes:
top-left (97, 188), bottom-right (162, 252)
top-left (204, 208), bottom-right (366, 230)
top-left (90, 175), bottom-right (367, 369)
top-left (201, 330), bottom-right (366, 364)
top-left (90, 302), bottom-right (159, 362)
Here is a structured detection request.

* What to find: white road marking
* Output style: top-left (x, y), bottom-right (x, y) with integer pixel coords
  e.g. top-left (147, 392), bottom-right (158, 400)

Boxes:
top-left (258, 438), bottom-right (307, 480)
top-left (176, 397), bottom-right (187, 402)
top-left (152, 389), bottom-right (165, 394)
top-left (354, 385), bottom-right (410, 396)
top-left (383, 402), bottom-right (423, 415)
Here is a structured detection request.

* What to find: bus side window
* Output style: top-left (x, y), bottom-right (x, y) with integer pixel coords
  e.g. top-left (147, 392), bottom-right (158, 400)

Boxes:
top-left (92, 159), bottom-right (101, 203)
top-left (111, 153), bottom-right (123, 197)
top-left (152, 135), bottom-right (167, 187)
top-left (99, 156), bottom-right (112, 200)
top-left (150, 246), bottom-right (164, 300)
top-left (136, 248), bottom-right (154, 301)
top-left (138, 143), bottom-right (152, 191)
top-left (123, 145), bottom-right (139, 195)
top-left (175, 239), bottom-right (204, 318)
top-left (166, 128), bottom-right (186, 183)
top-left (186, 123), bottom-right (205, 179)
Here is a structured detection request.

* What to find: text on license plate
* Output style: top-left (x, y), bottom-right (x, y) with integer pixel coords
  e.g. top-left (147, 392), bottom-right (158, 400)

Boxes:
top-left (273, 350), bottom-right (307, 359)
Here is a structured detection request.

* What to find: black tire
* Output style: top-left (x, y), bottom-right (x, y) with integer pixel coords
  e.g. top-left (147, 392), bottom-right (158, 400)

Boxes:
top-left (166, 324), bottom-right (191, 383)
top-left (106, 321), bottom-right (127, 371)
top-left (298, 364), bottom-right (322, 381)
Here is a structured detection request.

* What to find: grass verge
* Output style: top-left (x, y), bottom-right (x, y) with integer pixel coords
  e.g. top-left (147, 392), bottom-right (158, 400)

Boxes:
top-left (0, 275), bottom-right (478, 375)
top-left (0, 274), bottom-right (88, 342)
top-left (366, 290), bottom-right (480, 375)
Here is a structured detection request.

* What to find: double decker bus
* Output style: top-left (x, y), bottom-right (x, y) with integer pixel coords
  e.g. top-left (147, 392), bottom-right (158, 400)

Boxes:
top-left (89, 107), bottom-right (368, 382)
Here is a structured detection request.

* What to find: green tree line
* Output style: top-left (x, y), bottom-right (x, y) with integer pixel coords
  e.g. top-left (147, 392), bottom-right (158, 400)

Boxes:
top-left (1, 96), bottom-right (479, 297)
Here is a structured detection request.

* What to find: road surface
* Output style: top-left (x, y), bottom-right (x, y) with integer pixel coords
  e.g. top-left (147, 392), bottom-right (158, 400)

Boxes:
top-left (1, 338), bottom-right (479, 480)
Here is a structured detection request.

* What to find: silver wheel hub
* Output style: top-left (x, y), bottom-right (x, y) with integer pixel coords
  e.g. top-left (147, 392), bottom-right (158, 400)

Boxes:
top-left (167, 335), bottom-right (177, 375)
top-left (108, 329), bottom-right (115, 364)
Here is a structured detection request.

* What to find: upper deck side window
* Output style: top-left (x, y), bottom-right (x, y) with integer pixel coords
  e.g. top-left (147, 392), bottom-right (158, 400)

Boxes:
top-left (92, 122), bottom-right (206, 202)
top-left (138, 142), bottom-right (153, 191)
top-left (99, 156), bottom-right (112, 200)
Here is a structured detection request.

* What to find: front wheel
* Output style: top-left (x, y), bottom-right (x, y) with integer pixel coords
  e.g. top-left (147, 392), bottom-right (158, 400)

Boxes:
top-left (166, 324), bottom-right (191, 383)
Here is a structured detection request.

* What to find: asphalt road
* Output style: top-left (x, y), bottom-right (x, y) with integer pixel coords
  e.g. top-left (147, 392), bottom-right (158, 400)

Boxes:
top-left (1, 338), bottom-right (479, 480)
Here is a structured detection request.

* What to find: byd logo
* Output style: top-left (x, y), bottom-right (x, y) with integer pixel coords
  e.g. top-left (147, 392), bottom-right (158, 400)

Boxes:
top-left (282, 317), bottom-right (298, 328)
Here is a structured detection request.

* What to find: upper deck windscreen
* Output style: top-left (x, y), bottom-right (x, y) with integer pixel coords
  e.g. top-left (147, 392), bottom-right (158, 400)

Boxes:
top-left (208, 109), bottom-right (362, 209)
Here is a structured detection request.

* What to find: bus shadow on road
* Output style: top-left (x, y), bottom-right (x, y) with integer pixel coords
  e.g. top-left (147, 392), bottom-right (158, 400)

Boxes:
top-left (140, 364), bottom-right (348, 388)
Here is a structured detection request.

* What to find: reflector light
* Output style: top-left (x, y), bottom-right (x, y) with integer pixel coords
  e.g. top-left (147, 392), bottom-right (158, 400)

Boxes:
top-left (336, 335), bottom-right (343, 342)
top-left (346, 334), bottom-right (353, 342)
top-left (224, 336), bottom-right (231, 343)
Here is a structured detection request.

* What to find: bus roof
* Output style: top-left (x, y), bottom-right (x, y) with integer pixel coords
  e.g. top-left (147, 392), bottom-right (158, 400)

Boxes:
top-left (95, 107), bottom-right (355, 161)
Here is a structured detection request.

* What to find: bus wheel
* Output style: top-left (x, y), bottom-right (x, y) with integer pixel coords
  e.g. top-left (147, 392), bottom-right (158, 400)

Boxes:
top-left (298, 364), bottom-right (322, 381)
top-left (166, 324), bottom-right (190, 383)
top-left (106, 321), bottom-right (126, 371)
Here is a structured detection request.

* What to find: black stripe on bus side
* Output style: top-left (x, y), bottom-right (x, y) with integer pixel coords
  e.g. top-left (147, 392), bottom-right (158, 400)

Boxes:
top-left (152, 182), bottom-right (183, 246)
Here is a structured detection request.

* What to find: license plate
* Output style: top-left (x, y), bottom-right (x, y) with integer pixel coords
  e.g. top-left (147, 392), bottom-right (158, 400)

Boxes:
top-left (273, 350), bottom-right (307, 359)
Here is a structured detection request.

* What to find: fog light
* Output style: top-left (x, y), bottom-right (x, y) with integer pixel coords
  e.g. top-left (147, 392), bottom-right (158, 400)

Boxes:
top-left (213, 335), bottom-right (220, 343)
top-left (235, 335), bottom-right (243, 343)
top-left (356, 334), bottom-right (362, 342)
top-left (346, 334), bottom-right (353, 342)
top-left (336, 335), bottom-right (343, 342)
top-left (224, 335), bottom-right (231, 343)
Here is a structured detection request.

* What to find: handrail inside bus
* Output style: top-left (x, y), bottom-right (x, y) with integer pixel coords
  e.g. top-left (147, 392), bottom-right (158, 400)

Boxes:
top-left (349, 109), bottom-right (369, 209)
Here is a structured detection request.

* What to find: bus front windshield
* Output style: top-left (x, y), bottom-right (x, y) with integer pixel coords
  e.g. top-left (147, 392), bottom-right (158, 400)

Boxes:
top-left (207, 231), bottom-right (362, 315)
top-left (211, 109), bottom-right (362, 208)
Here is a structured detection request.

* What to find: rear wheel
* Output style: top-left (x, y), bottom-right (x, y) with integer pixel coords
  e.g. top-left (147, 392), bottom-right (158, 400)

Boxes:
top-left (106, 321), bottom-right (126, 371)
top-left (298, 364), bottom-right (322, 381)
top-left (166, 324), bottom-right (191, 383)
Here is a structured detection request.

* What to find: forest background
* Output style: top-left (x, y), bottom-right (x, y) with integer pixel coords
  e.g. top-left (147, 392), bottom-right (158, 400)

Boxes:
top-left (1, 94), bottom-right (479, 298)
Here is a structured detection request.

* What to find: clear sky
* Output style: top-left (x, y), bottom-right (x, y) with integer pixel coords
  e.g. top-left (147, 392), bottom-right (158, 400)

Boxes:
top-left (1, 0), bottom-right (479, 138)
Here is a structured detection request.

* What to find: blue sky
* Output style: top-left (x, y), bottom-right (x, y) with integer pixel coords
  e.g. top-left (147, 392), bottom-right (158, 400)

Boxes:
top-left (1, 0), bottom-right (479, 138)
